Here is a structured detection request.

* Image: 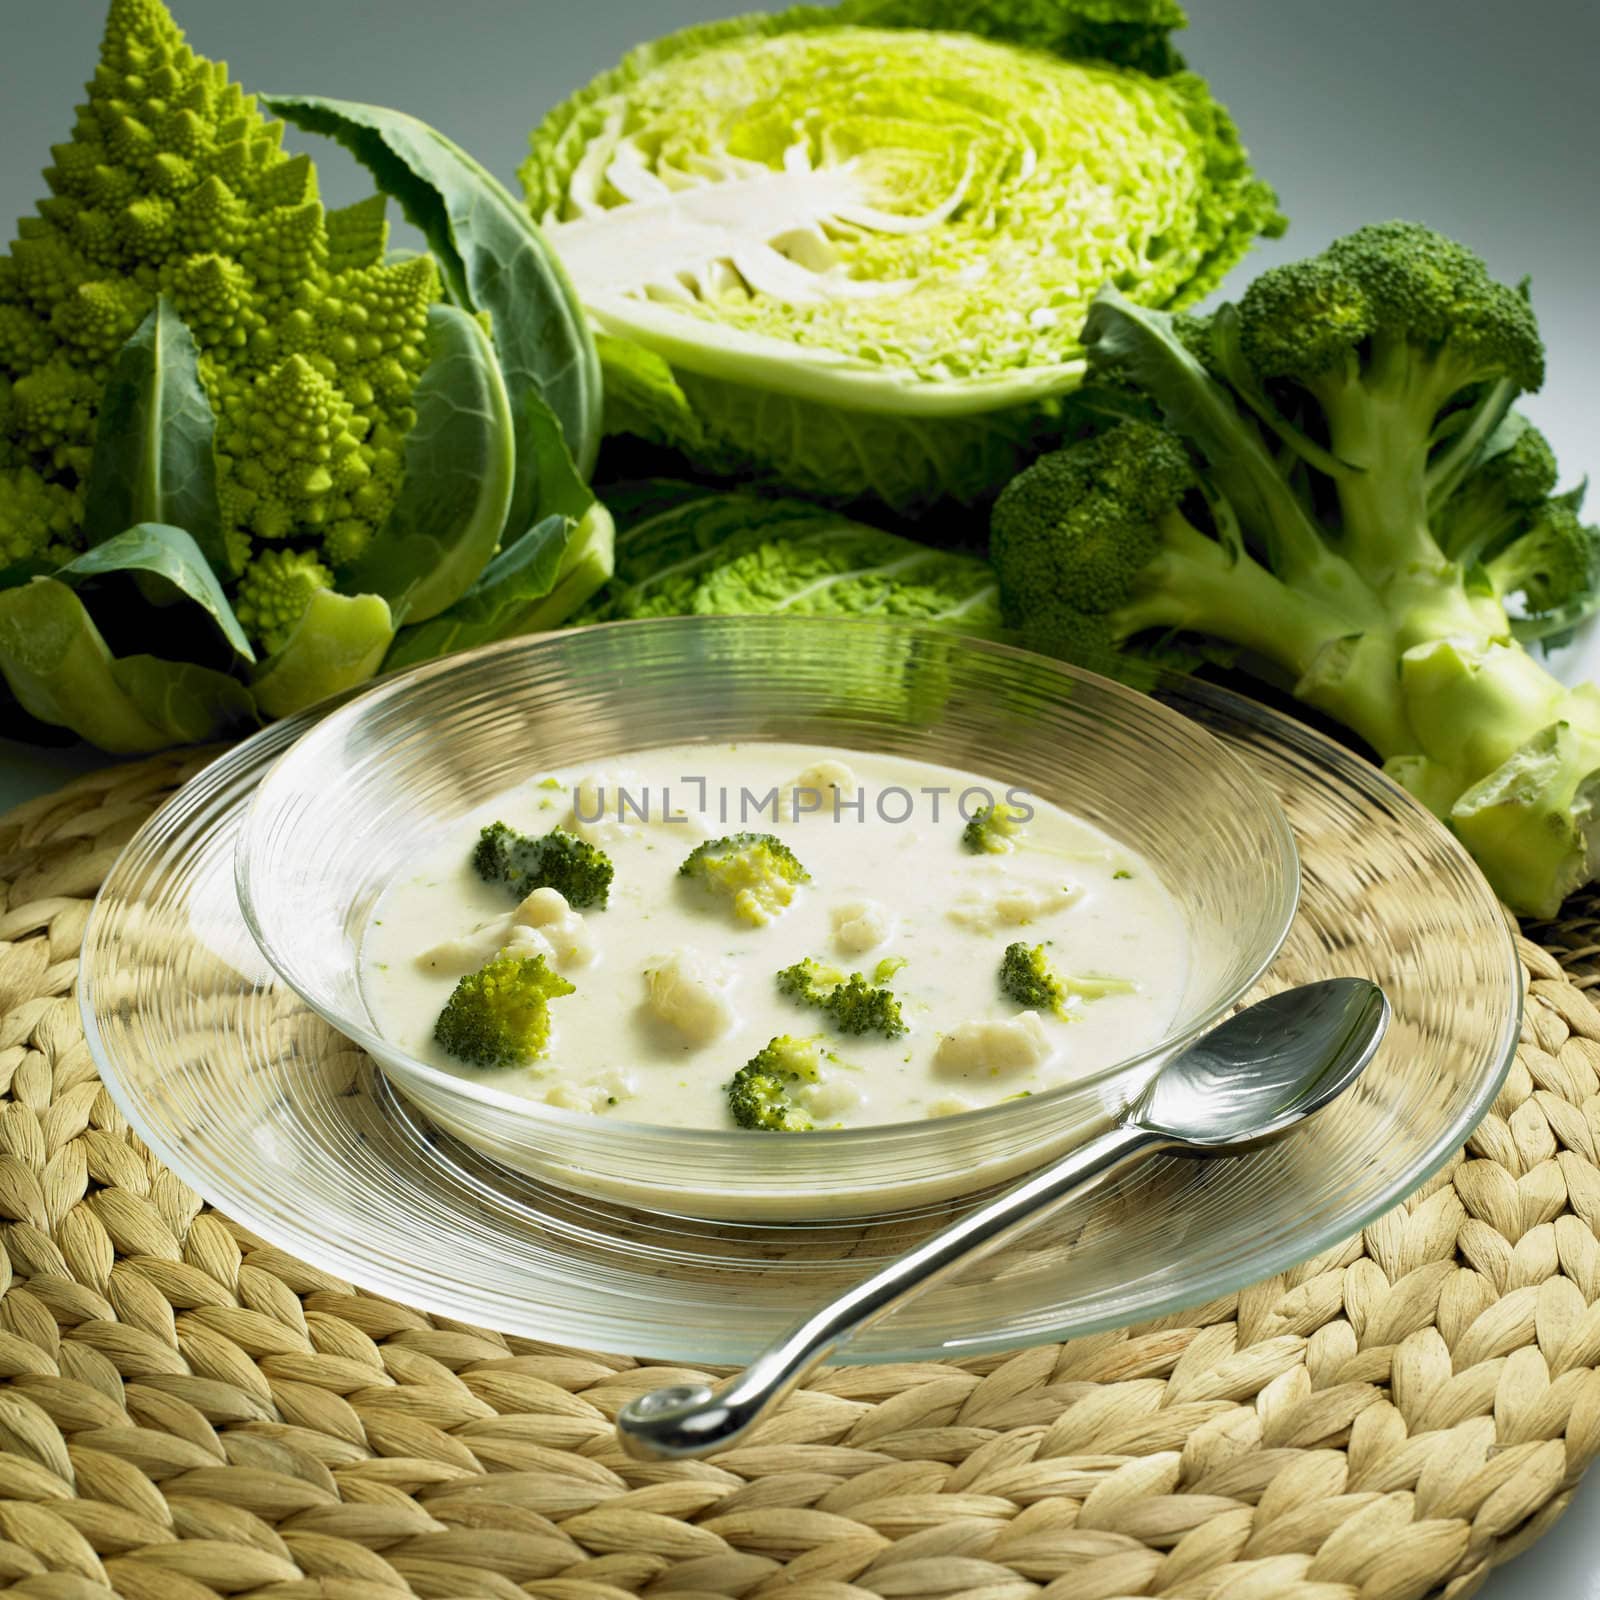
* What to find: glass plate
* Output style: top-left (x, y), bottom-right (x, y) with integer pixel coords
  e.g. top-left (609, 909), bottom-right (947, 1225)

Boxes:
top-left (79, 675), bottom-right (1520, 1364)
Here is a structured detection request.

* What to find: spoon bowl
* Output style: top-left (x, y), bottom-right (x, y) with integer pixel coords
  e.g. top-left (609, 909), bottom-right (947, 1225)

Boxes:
top-left (1136, 978), bottom-right (1390, 1148)
top-left (618, 977), bottom-right (1390, 1461)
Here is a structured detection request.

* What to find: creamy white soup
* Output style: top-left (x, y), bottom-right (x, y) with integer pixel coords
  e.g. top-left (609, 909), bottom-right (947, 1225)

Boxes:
top-left (360, 743), bottom-right (1191, 1130)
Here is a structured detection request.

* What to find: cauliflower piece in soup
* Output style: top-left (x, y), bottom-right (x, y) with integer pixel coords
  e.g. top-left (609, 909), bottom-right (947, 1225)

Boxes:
top-left (797, 1076), bottom-right (861, 1121)
top-left (644, 950), bottom-right (737, 1044)
top-left (414, 917), bottom-right (523, 976)
top-left (831, 898), bottom-right (892, 955)
top-left (934, 1011), bottom-right (1053, 1077)
top-left (948, 879), bottom-right (1083, 932)
top-left (514, 887), bottom-right (596, 969)
top-left (544, 1068), bottom-right (634, 1113)
top-left (565, 769), bottom-right (710, 846)
top-left (783, 759), bottom-right (859, 821)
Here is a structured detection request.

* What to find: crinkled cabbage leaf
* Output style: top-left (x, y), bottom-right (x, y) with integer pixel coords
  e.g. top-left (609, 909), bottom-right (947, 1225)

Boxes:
top-left (579, 481), bottom-right (1003, 628)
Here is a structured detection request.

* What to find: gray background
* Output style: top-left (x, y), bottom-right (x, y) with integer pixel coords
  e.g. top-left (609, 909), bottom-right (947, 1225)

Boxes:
top-left (2, 5), bottom-right (1599, 1592)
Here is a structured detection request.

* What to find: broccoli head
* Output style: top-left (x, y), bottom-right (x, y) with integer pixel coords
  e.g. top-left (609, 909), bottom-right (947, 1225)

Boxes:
top-left (961, 799), bottom-right (1029, 855)
top-left (993, 221), bottom-right (1600, 915)
top-left (998, 942), bottom-right (1067, 1016)
top-left (725, 1035), bottom-right (824, 1132)
top-left (434, 951), bottom-right (576, 1068)
top-left (1237, 221), bottom-right (1544, 405)
top-left (472, 821), bottom-right (613, 908)
top-left (678, 832), bottom-right (810, 925)
top-left (1229, 221), bottom-right (1546, 587)
top-left (1432, 417), bottom-right (1600, 642)
top-left (777, 956), bottom-right (906, 1038)
top-left (990, 419), bottom-right (1400, 743)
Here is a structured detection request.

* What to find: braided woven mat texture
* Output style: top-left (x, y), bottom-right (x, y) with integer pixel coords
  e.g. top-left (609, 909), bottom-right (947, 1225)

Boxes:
top-left (3, 752), bottom-right (1600, 1600)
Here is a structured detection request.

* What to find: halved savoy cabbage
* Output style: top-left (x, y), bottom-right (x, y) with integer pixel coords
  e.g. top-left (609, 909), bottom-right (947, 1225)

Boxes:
top-left (523, 0), bottom-right (1283, 511)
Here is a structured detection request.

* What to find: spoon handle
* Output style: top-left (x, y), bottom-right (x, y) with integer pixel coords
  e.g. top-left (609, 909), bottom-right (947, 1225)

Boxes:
top-left (617, 1120), bottom-right (1167, 1461)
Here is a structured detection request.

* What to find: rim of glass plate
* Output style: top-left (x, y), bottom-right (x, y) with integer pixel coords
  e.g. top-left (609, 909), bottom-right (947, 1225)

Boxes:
top-left (71, 649), bottom-right (1528, 1356)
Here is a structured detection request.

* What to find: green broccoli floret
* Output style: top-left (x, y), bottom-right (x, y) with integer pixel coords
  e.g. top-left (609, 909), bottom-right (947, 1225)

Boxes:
top-left (0, 0), bottom-right (437, 564)
top-left (1483, 491), bottom-right (1600, 640)
top-left (993, 221), bottom-right (1600, 916)
top-left (997, 941), bottom-right (1137, 1018)
top-left (1435, 414), bottom-right (1560, 569)
top-left (472, 821), bottom-right (613, 909)
top-left (232, 547), bottom-right (334, 655)
top-left (1426, 411), bottom-right (1600, 645)
top-left (998, 942), bottom-right (1067, 1015)
top-left (777, 957), bottom-right (906, 1038)
top-left (725, 1035), bottom-right (824, 1132)
top-left (678, 832), bottom-right (810, 925)
top-left (1235, 223), bottom-right (1544, 579)
top-left (961, 800), bottom-right (1028, 855)
top-left (434, 951), bottom-right (576, 1068)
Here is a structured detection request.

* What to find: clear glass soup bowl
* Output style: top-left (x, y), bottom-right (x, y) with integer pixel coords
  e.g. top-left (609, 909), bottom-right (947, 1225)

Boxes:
top-left (236, 616), bottom-right (1300, 1219)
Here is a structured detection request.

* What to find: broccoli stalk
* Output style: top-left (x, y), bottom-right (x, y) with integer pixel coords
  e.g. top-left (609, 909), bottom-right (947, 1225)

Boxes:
top-left (434, 951), bottom-right (576, 1068)
top-left (992, 222), bottom-right (1600, 916)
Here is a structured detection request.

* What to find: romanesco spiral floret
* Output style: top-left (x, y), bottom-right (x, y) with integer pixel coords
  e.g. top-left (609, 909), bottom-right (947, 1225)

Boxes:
top-left (324, 195), bottom-right (390, 274)
top-left (168, 253), bottom-right (261, 350)
top-left (0, 304), bottom-right (59, 375)
top-left (9, 362), bottom-right (100, 468)
top-left (0, 0), bottom-right (439, 567)
top-left (0, 467), bottom-right (81, 569)
top-left (231, 545), bottom-right (332, 654)
top-left (222, 354), bottom-right (371, 539)
top-left (49, 278), bottom-right (151, 374)
top-left (173, 174), bottom-right (248, 257)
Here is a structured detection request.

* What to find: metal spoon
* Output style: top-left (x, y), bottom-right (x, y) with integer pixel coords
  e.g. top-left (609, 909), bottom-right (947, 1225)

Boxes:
top-left (618, 977), bottom-right (1389, 1462)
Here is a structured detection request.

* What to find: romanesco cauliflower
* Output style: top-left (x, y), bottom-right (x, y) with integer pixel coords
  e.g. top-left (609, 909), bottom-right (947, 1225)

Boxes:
top-left (0, 466), bottom-right (80, 571)
top-left (232, 547), bottom-right (333, 654)
top-left (0, 0), bottom-right (434, 623)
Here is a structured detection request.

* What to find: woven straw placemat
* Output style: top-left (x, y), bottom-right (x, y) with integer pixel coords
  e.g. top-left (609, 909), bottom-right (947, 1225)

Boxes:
top-left (2, 752), bottom-right (1599, 1600)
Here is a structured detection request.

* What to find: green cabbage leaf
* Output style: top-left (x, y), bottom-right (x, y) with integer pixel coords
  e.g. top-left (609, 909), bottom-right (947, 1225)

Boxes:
top-left (524, 0), bottom-right (1282, 511)
top-left (579, 482), bottom-right (1004, 628)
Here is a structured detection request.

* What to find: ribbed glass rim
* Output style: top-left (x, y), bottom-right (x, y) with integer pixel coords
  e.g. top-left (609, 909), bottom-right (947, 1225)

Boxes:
top-left (233, 617), bottom-right (1303, 1147)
